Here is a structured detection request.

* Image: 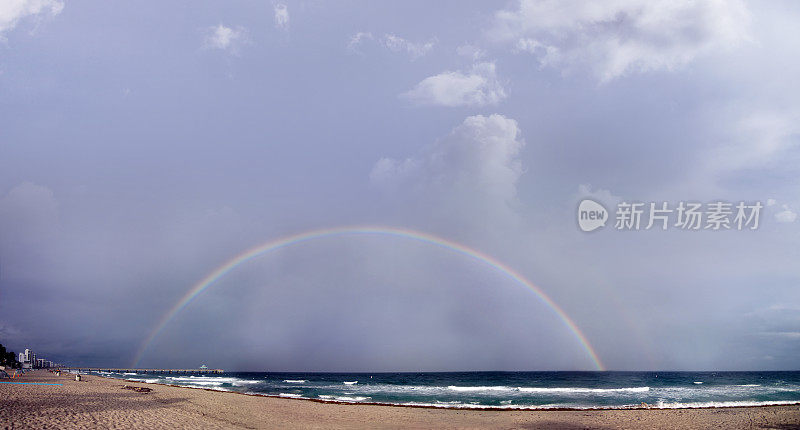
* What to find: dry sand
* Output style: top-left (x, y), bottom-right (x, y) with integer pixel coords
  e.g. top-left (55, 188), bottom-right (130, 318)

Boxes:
top-left (2, 370), bottom-right (800, 429)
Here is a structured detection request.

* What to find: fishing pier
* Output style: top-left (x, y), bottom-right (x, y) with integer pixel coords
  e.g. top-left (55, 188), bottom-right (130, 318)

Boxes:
top-left (60, 368), bottom-right (224, 375)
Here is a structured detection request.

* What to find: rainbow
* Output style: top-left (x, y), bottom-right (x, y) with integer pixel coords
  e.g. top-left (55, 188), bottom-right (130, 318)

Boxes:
top-left (131, 226), bottom-right (604, 370)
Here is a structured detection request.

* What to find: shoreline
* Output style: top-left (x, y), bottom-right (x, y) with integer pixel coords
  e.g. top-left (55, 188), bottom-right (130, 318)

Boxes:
top-left (103, 373), bottom-right (800, 411)
top-left (3, 370), bottom-right (800, 429)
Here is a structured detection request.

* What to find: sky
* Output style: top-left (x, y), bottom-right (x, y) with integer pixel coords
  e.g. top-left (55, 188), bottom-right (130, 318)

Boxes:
top-left (1, 0), bottom-right (799, 372)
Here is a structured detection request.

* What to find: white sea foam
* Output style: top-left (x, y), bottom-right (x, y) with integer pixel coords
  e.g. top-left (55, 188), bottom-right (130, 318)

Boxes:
top-left (125, 378), bottom-right (160, 384)
top-left (399, 401), bottom-right (523, 409)
top-left (693, 381), bottom-right (703, 384)
top-left (283, 379), bottom-right (307, 383)
top-left (166, 376), bottom-right (238, 383)
top-left (209, 387), bottom-right (231, 392)
top-left (123, 372), bottom-right (137, 375)
top-left (373, 399), bottom-right (800, 411)
top-left (652, 400), bottom-right (798, 409)
top-left (447, 385), bottom-right (513, 392)
top-left (233, 380), bottom-right (260, 386)
top-left (279, 393), bottom-right (303, 398)
top-left (335, 396), bottom-right (370, 402)
top-left (169, 380), bottom-right (224, 386)
top-left (519, 386), bottom-right (650, 394)
top-left (160, 376), bottom-right (263, 388)
top-left (317, 394), bottom-right (369, 402)
top-left (343, 381), bottom-right (358, 385)
top-left (447, 385), bottom-right (650, 394)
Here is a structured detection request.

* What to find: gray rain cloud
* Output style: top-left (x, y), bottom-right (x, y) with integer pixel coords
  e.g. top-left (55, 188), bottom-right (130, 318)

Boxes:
top-left (1, 0), bottom-right (799, 371)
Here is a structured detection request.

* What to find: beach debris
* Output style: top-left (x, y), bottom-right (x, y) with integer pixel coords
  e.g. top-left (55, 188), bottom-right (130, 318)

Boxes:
top-left (122, 385), bottom-right (152, 393)
top-left (75, 374), bottom-right (81, 382)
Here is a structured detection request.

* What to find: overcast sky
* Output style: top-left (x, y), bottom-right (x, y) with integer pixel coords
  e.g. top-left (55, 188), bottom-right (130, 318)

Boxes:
top-left (1, 0), bottom-right (799, 371)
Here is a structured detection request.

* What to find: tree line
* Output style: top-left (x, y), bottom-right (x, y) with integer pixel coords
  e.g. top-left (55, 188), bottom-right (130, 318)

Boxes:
top-left (0, 343), bottom-right (22, 369)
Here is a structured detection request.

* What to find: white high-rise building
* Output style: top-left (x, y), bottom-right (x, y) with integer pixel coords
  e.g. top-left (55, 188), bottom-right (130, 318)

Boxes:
top-left (22, 349), bottom-right (32, 369)
top-left (19, 352), bottom-right (25, 363)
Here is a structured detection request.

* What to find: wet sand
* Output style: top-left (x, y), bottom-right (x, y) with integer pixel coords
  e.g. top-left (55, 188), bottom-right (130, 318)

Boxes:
top-left (2, 370), bottom-right (799, 429)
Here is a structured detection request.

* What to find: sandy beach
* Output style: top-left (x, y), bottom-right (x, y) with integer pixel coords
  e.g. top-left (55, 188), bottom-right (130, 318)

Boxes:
top-left (0, 370), bottom-right (798, 429)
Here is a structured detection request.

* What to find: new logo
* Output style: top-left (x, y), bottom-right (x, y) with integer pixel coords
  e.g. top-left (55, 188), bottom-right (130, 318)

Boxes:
top-left (578, 199), bottom-right (608, 232)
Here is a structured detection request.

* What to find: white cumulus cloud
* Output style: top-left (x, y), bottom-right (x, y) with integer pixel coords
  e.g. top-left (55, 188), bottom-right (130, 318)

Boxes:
top-left (348, 32), bottom-right (434, 60)
top-left (370, 114), bottom-right (527, 238)
top-left (274, 4), bottom-right (289, 30)
top-left (401, 62), bottom-right (507, 107)
top-left (371, 114), bottom-right (524, 204)
top-left (711, 109), bottom-right (800, 176)
top-left (204, 24), bottom-right (247, 53)
top-left (382, 34), bottom-right (435, 60)
top-left (489, 0), bottom-right (751, 82)
top-left (456, 44), bottom-right (486, 61)
top-left (347, 31), bottom-right (373, 54)
top-left (0, 0), bottom-right (63, 40)
top-left (775, 205), bottom-right (797, 223)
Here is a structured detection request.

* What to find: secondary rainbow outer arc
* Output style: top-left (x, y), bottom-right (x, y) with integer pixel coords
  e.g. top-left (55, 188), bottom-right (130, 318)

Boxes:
top-left (132, 226), bottom-right (605, 370)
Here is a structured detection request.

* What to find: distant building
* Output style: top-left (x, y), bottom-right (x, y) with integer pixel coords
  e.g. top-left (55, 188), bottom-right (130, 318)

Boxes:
top-left (22, 349), bottom-right (33, 368)
top-left (16, 348), bottom-right (55, 369)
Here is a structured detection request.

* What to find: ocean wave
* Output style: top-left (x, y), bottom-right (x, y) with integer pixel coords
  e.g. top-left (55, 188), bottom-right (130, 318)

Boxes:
top-left (167, 380), bottom-right (225, 386)
top-left (337, 396), bottom-right (370, 401)
top-left (209, 387), bottom-right (231, 392)
top-left (165, 376), bottom-right (239, 383)
top-left (398, 401), bottom-right (525, 409)
top-left (446, 385), bottom-right (650, 394)
top-left (343, 381), bottom-right (358, 385)
top-left (317, 394), bottom-right (371, 402)
top-left (278, 393), bottom-right (304, 398)
top-left (126, 378), bottom-right (160, 384)
top-left (339, 398), bottom-right (800, 411)
top-left (283, 379), bottom-right (307, 383)
top-left (447, 385), bottom-right (513, 392)
top-left (518, 386), bottom-right (650, 394)
top-left (233, 380), bottom-right (261, 386)
top-left (652, 400), bottom-right (799, 409)
top-left (161, 376), bottom-right (261, 387)
top-left (318, 394), bottom-right (370, 402)
top-left (693, 381), bottom-right (703, 384)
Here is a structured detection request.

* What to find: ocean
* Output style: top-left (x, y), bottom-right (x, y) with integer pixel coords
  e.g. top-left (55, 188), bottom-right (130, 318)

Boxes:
top-left (92, 371), bottom-right (800, 410)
